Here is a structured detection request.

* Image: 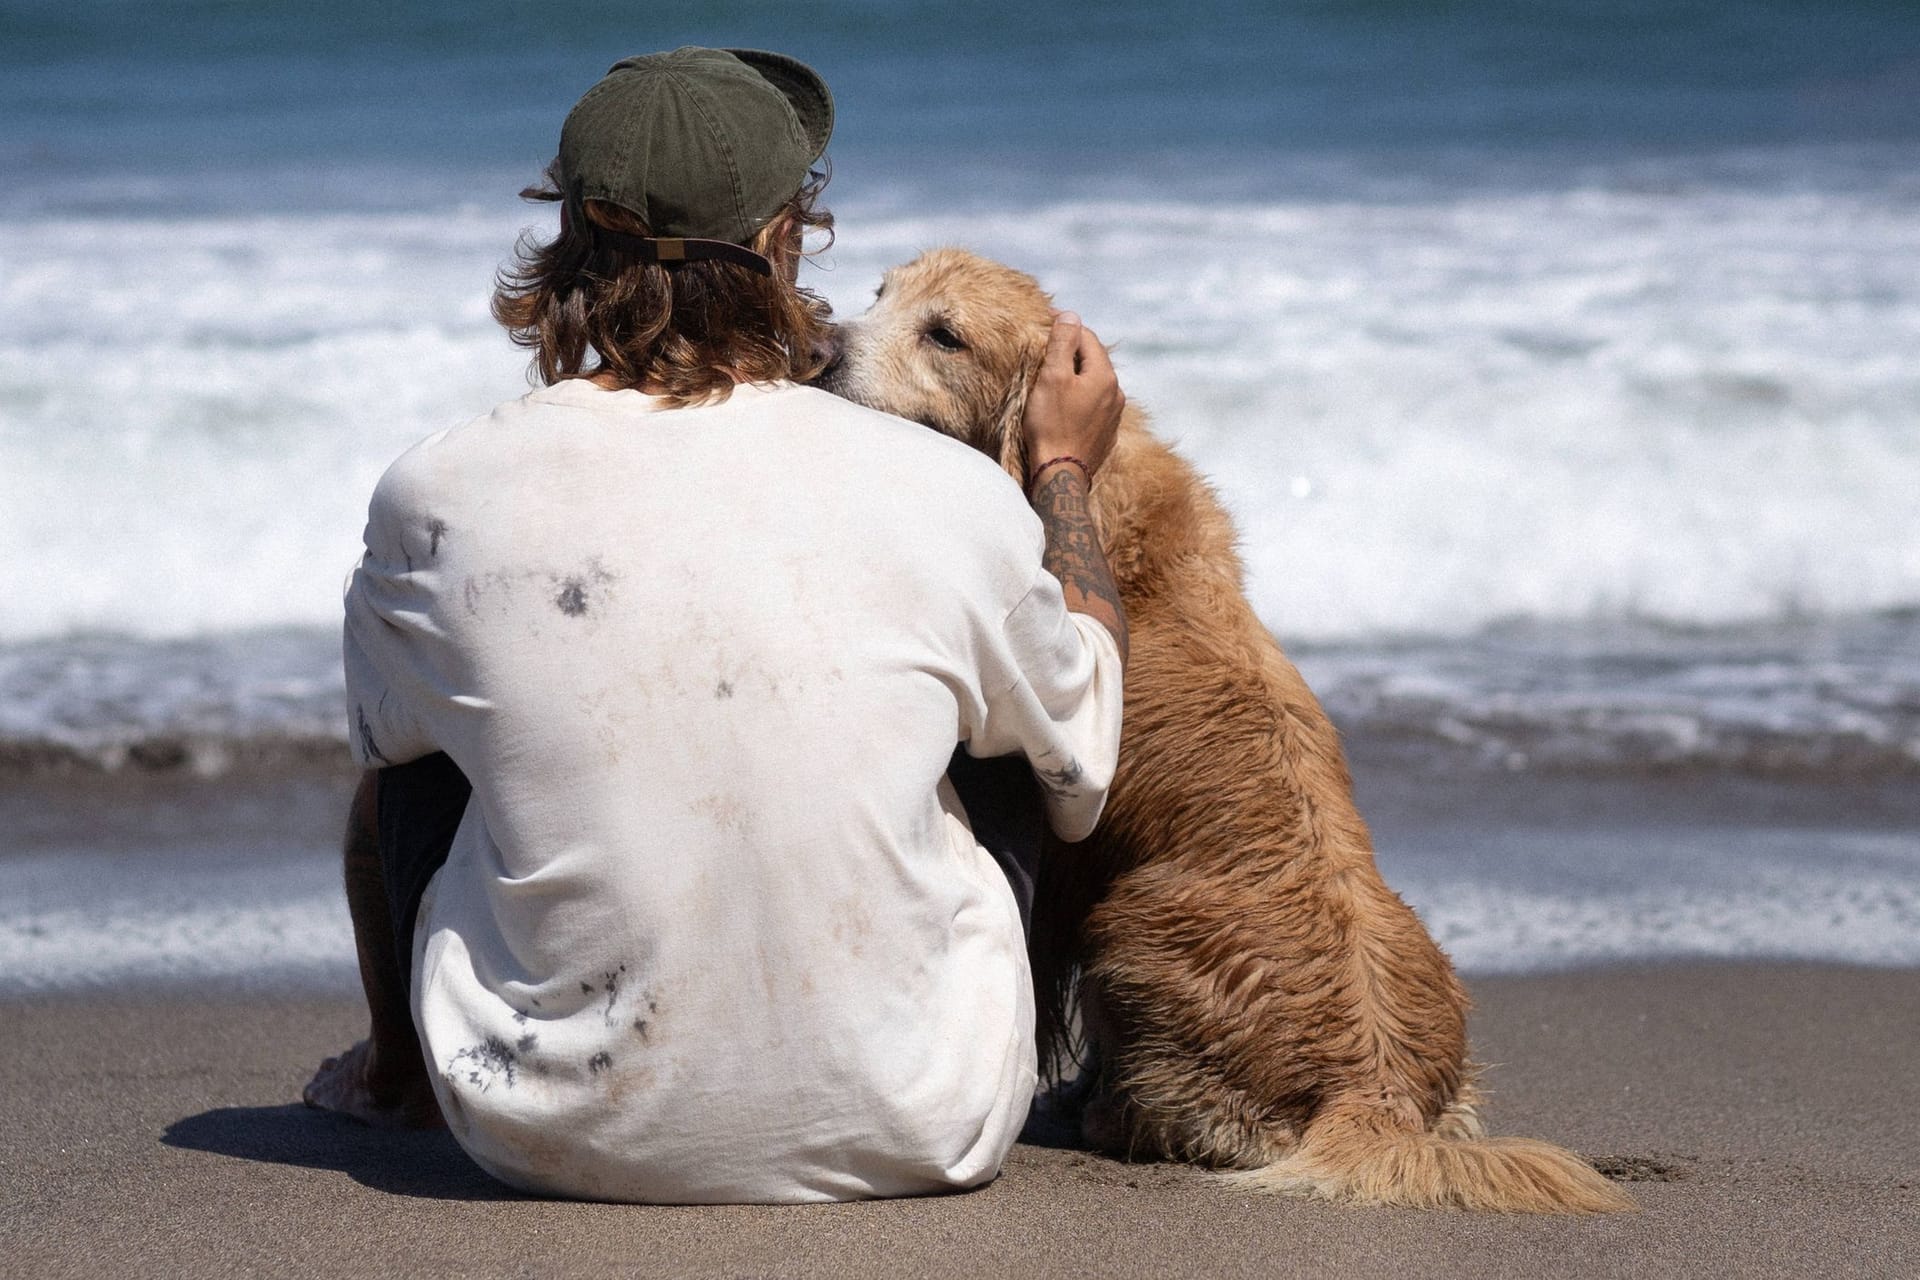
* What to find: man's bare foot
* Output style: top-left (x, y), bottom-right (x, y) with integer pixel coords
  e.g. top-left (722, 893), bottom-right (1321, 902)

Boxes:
top-left (303, 1039), bottom-right (445, 1129)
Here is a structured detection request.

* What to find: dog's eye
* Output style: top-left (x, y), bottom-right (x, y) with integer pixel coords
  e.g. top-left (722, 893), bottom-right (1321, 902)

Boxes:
top-left (874, 281), bottom-right (887, 301)
top-left (924, 325), bottom-right (967, 352)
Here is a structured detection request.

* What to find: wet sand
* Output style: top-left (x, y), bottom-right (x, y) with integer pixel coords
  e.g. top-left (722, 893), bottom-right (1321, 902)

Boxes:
top-left (5, 962), bottom-right (1915, 1279)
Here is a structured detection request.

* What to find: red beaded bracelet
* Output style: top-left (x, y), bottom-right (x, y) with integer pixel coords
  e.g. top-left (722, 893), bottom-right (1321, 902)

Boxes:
top-left (1028, 455), bottom-right (1093, 491)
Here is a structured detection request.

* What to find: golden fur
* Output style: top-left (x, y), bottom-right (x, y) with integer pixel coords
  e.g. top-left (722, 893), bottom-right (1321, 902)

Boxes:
top-left (817, 248), bottom-right (1633, 1214)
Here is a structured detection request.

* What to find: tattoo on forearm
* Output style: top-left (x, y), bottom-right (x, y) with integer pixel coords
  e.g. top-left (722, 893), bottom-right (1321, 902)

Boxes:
top-left (1031, 467), bottom-right (1129, 663)
top-left (1034, 755), bottom-right (1088, 800)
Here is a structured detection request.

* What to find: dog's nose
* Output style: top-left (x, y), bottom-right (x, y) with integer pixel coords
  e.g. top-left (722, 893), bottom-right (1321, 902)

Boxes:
top-left (809, 324), bottom-right (846, 385)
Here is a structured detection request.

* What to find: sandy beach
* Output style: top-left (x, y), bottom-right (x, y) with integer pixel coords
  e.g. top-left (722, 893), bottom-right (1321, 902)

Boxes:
top-left (3, 961), bottom-right (1913, 1279)
top-left (5, 768), bottom-right (1918, 1276)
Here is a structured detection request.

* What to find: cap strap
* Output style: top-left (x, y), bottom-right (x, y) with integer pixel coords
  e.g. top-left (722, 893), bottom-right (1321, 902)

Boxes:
top-left (590, 226), bottom-right (774, 277)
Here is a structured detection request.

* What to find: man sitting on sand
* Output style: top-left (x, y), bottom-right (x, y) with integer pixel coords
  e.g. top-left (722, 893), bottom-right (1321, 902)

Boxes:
top-left (303, 47), bottom-right (1130, 1202)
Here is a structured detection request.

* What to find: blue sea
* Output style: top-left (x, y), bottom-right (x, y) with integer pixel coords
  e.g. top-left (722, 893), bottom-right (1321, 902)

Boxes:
top-left (3, 0), bottom-right (1919, 989)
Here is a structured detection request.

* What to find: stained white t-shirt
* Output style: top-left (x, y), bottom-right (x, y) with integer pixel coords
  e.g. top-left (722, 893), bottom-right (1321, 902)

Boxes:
top-left (343, 379), bottom-right (1122, 1203)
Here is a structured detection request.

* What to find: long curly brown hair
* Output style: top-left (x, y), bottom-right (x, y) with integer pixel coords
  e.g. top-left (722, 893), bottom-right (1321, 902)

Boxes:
top-left (492, 161), bottom-right (835, 407)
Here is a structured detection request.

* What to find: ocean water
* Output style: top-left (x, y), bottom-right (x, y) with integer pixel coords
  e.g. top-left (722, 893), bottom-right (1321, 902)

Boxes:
top-left (3, 0), bottom-right (1919, 982)
top-left (5, 774), bottom-right (1918, 994)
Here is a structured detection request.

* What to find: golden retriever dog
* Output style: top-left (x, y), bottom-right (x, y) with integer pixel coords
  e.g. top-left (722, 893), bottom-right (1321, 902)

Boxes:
top-left (815, 248), bottom-right (1631, 1213)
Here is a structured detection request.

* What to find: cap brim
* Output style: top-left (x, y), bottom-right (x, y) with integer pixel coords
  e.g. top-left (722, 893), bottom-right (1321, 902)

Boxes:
top-left (726, 49), bottom-right (834, 162)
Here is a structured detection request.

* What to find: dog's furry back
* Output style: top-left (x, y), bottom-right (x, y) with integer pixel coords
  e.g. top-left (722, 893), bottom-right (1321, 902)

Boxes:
top-left (1050, 421), bottom-right (1628, 1212)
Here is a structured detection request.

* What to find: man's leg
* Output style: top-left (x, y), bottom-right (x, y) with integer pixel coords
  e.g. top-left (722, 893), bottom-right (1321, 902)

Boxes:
top-left (945, 747), bottom-right (1046, 936)
top-left (948, 747), bottom-right (1110, 1146)
top-left (303, 758), bottom-right (468, 1127)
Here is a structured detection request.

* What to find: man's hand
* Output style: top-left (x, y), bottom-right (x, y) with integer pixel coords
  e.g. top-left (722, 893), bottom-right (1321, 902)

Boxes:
top-left (1022, 312), bottom-right (1125, 479)
top-left (1020, 311), bottom-right (1129, 665)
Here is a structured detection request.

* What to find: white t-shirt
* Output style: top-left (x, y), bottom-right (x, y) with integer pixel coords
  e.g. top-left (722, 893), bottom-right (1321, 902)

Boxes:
top-left (343, 379), bottom-right (1122, 1203)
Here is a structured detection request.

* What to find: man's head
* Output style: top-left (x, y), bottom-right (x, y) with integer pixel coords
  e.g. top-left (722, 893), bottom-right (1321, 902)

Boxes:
top-left (494, 48), bottom-right (836, 404)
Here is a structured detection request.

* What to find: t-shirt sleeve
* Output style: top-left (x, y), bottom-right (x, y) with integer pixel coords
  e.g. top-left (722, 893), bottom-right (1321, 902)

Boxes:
top-left (962, 563), bottom-right (1125, 843)
top-left (341, 450), bottom-right (446, 770)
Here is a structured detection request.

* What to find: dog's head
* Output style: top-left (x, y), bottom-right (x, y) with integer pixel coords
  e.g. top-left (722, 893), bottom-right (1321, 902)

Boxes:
top-left (813, 248), bottom-right (1055, 482)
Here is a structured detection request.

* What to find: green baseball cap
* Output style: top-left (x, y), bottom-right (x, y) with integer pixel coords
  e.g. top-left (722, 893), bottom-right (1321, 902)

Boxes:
top-left (558, 47), bottom-right (833, 263)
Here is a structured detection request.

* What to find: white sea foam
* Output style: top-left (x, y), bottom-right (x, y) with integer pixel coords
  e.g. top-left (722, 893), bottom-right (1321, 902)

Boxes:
top-left (4, 830), bottom-right (1915, 993)
top-left (0, 835), bottom-right (358, 993)
top-left (0, 899), bottom-right (358, 993)
top-left (5, 159), bottom-right (1920, 643)
top-left (1412, 866), bottom-right (1920, 973)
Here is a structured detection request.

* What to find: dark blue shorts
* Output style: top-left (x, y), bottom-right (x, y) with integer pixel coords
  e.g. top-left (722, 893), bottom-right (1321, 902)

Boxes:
top-left (377, 748), bottom-right (1046, 990)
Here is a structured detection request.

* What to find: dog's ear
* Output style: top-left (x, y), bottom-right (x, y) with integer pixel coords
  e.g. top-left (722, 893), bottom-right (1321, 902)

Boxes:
top-left (990, 348), bottom-right (1044, 487)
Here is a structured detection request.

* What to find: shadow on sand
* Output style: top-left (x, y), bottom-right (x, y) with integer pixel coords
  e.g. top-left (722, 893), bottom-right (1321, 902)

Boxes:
top-left (163, 1104), bottom-right (527, 1201)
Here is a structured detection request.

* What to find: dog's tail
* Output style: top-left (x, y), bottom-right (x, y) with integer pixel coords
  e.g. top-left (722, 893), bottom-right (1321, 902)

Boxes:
top-left (1222, 1092), bottom-right (1634, 1214)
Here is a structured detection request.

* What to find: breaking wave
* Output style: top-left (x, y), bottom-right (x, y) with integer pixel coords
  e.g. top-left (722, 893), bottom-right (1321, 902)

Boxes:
top-left (5, 152), bottom-right (1920, 645)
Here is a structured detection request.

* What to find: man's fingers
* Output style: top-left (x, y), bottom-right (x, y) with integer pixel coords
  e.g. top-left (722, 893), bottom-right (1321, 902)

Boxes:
top-left (1073, 323), bottom-right (1115, 382)
top-left (1043, 312), bottom-right (1083, 374)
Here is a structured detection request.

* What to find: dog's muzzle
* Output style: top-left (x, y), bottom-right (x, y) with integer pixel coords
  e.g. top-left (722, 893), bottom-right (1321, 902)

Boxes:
top-left (809, 324), bottom-right (847, 390)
